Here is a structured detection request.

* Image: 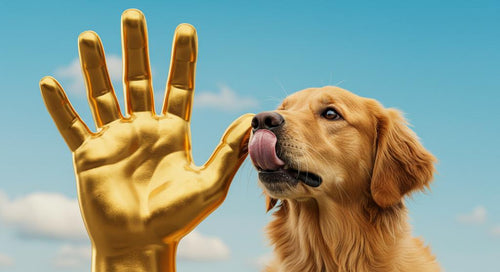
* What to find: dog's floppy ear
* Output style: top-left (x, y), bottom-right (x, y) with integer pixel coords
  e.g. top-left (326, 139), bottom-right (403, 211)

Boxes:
top-left (371, 109), bottom-right (436, 208)
top-left (266, 196), bottom-right (278, 212)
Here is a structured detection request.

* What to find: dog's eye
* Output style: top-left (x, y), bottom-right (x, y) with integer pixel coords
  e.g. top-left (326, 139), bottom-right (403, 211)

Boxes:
top-left (322, 108), bottom-right (342, 120)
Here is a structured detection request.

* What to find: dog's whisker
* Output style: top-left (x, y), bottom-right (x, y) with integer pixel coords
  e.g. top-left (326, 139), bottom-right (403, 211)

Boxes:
top-left (335, 79), bottom-right (345, 86)
top-left (328, 71), bottom-right (334, 86)
top-left (275, 78), bottom-right (289, 97)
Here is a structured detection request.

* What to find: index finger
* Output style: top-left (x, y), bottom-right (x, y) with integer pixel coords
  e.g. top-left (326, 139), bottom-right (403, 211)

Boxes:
top-left (162, 24), bottom-right (197, 121)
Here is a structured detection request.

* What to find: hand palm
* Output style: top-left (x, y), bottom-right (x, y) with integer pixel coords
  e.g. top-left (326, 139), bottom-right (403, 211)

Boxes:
top-left (75, 114), bottom-right (195, 249)
top-left (40, 9), bottom-right (252, 257)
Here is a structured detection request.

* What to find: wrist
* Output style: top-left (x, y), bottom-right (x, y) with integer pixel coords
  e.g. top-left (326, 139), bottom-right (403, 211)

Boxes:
top-left (92, 242), bottom-right (177, 272)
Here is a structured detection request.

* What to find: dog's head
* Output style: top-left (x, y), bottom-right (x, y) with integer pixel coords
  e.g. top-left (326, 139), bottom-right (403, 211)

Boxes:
top-left (249, 86), bottom-right (435, 210)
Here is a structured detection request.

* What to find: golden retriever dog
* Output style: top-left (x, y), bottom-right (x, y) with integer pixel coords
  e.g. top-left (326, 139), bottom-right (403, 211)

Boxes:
top-left (248, 86), bottom-right (439, 272)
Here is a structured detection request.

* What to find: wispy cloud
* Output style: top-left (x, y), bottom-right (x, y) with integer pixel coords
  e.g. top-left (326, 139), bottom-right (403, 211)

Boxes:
top-left (54, 55), bottom-right (122, 95)
top-left (49, 231), bottom-right (231, 267)
top-left (0, 190), bottom-right (230, 262)
top-left (52, 244), bottom-right (91, 269)
top-left (48, 231), bottom-right (231, 268)
top-left (456, 206), bottom-right (487, 225)
top-left (178, 231), bottom-right (230, 261)
top-left (0, 253), bottom-right (14, 267)
top-left (0, 191), bottom-right (87, 241)
top-left (0, 191), bottom-right (7, 206)
top-left (457, 206), bottom-right (500, 238)
top-left (490, 226), bottom-right (500, 237)
top-left (195, 85), bottom-right (258, 111)
top-left (248, 253), bottom-right (273, 270)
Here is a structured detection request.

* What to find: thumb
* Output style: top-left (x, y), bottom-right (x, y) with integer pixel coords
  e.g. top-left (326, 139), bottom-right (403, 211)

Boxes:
top-left (203, 113), bottom-right (254, 193)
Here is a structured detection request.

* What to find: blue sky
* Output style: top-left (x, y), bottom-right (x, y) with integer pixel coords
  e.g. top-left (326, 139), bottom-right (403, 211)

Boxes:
top-left (0, 0), bottom-right (499, 271)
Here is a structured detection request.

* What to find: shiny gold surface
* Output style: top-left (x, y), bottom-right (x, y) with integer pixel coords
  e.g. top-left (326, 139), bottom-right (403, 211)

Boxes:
top-left (40, 9), bottom-right (253, 272)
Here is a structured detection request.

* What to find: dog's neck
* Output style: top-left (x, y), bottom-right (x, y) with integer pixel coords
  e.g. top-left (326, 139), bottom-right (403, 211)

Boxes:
top-left (266, 197), bottom-right (416, 272)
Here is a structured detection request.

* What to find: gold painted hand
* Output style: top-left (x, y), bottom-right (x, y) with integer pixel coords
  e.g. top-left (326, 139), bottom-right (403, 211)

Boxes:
top-left (39, 9), bottom-right (253, 272)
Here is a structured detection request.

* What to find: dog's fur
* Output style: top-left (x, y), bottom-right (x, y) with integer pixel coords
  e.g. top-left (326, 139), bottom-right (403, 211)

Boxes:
top-left (253, 86), bottom-right (439, 272)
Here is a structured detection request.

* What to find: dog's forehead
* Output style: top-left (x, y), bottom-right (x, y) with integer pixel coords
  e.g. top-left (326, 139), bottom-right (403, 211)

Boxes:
top-left (280, 86), bottom-right (364, 109)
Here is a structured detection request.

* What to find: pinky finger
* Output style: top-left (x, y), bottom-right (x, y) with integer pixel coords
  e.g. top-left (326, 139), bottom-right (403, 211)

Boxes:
top-left (40, 76), bottom-right (92, 151)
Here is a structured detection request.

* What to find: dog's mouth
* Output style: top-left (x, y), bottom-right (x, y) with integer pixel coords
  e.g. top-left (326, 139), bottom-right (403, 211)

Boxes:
top-left (248, 129), bottom-right (322, 188)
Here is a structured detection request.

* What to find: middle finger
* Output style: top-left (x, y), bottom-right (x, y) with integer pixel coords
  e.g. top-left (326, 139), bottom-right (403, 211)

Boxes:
top-left (121, 9), bottom-right (155, 114)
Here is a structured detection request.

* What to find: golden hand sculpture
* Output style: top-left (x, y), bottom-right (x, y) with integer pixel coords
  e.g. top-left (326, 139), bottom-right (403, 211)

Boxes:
top-left (39, 9), bottom-right (253, 272)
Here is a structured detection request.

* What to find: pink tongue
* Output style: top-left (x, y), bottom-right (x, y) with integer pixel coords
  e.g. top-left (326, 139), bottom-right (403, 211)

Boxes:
top-left (248, 130), bottom-right (285, 170)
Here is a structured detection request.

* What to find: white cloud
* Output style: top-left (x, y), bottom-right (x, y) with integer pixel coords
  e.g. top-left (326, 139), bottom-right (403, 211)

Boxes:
top-left (49, 231), bottom-right (230, 267)
top-left (457, 206), bottom-right (487, 225)
top-left (54, 55), bottom-right (122, 95)
top-left (51, 231), bottom-right (230, 266)
top-left (0, 191), bottom-right (6, 207)
top-left (0, 191), bottom-right (87, 240)
top-left (0, 191), bottom-right (229, 261)
top-left (490, 226), bottom-right (500, 237)
top-left (194, 85), bottom-right (258, 111)
top-left (52, 244), bottom-right (91, 269)
top-left (249, 253), bottom-right (273, 270)
top-left (178, 231), bottom-right (230, 261)
top-left (103, 55), bottom-right (122, 81)
top-left (0, 253), bottom-right (14, 267)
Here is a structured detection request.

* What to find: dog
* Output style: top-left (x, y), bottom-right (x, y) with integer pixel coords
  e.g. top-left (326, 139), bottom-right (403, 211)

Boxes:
top-left (248, 86), bottom-right (440, 272)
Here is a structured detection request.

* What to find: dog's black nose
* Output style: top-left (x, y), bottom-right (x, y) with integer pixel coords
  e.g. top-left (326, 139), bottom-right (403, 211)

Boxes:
top-left (251, 112), bottom-right (284, 131)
